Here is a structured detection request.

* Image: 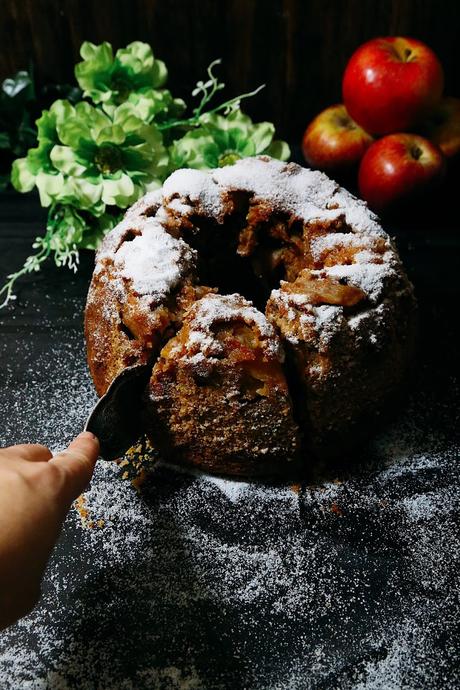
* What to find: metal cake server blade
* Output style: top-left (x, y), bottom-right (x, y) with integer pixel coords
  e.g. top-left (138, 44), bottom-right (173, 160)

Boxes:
top-left (85, 364), bottom-right (152, 460)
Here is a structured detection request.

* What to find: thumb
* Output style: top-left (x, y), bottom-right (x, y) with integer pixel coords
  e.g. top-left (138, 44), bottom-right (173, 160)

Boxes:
top-left (50, 432), bottom-right (99, 503)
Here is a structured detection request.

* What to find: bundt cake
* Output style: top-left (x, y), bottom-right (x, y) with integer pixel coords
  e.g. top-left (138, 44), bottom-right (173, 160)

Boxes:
top-left (85, 156), bottom-right (416, 475)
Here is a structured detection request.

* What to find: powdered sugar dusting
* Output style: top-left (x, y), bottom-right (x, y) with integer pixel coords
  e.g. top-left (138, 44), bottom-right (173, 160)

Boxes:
top-left (164, 157), bottom-right (384, 237)
top-left (309, 232), bottom-right (390, 264)
top-left (324, 261), bottom-right (397, 303)
top-left (179, 293), bottom-right (282, 360)
top-left (313, 304), bottom-right (344, 345)
top-left (124, 188), bottom-right (163, 221)
top-left (192, 293), bottom-right (275, 339)
top-left (163, 168), bottom-right (224, 219)
top-left (114, 221), bottom-right (196, 300)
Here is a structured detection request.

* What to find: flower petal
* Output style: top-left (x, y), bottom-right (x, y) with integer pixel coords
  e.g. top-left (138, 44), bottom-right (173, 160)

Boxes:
top-left (80, 41), bottom-right (114, 64)
top-left (35, 171), bottom-right (65, 206)
top-left (50, 99), bottom-right (75, 126)
top-left (264, 139), bottom-right (291, 161)
top-left (170, 129), bottom-right (217, 169)
top-left (67, 176), bottom-right (104, 212)
top-left (95, 124), bottom-right (126, 146)
top-left (36, 100), bottom-right (74, 145)
top-left (50, 145), bottom-right (87, 175)
top-left (75, 42), bottom-right (114, 103)
top-left (248, 121), bottom-right (275, 153)
top-left (117, 41), bottom-right (154, 72)
top-left (101, 173), bottom-right (136, 206)
top-left (127, 89), bottom-right (185, 123)
top-left (57, 118), bottom-right (91, 148)
top-left (11, 158), bottom-right (35, 192)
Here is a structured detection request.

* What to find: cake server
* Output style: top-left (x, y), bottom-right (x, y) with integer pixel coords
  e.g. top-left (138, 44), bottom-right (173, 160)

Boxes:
top-left (84, 364), bottom-right (152, 460)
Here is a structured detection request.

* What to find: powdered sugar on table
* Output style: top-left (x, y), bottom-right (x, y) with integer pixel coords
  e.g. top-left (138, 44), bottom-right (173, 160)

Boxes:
top-left (0, 291), bottom-right (458, 688)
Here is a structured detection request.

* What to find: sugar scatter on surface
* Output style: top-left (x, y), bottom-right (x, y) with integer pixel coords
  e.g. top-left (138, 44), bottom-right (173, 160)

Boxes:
top-left (0, 295), bottom-right (459, 689)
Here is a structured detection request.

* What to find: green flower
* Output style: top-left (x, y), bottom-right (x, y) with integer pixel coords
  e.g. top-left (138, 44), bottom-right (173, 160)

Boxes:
top-left (170, 110), bottom-right (290, 169)
top-left (125, 89), bottom-right (185, 126)
top-left (11, 99), bottom-right (73, 194)
top-left (3, 42), bottom-right (292, 309)
top-left (75, 41), bottom-right (168, 105)
top-left (12, 99), bottom-right (169, 211)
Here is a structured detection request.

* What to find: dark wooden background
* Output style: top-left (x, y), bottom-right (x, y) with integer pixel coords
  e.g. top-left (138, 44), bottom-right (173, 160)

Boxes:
top-left (1, 0), bottom-right (459, 142)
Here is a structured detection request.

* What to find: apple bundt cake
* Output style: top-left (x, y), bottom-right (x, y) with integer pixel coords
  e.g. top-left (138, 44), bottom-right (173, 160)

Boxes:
top-left (85, 156), bottom-right (416, 475)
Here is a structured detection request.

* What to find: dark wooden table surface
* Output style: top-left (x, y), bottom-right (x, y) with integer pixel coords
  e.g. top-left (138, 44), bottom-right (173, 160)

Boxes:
top-left (0, 191), bottom-right (459, 688)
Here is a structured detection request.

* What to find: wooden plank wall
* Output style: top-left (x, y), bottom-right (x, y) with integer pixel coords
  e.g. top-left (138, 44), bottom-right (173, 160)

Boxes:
top-left (1, 0), bottom-right (459, 141)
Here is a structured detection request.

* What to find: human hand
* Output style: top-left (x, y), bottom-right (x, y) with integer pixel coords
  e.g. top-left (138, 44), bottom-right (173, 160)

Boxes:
top-left (0, 432), bottom-right (99, 631)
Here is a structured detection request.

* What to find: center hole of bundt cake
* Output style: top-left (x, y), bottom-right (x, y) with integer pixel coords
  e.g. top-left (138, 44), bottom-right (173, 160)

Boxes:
top-left (184, 197), bottom-right (362, 316)
top-left (186, 198), bottom-right (313, 309)
top-left (187, 195), bottom-right (272, 309)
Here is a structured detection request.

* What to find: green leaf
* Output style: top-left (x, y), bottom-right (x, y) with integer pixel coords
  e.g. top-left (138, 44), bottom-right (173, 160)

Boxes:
top-left (0, 69), bottom-right (37, 184)
top-left (1, 70), bottom-right (34, 106)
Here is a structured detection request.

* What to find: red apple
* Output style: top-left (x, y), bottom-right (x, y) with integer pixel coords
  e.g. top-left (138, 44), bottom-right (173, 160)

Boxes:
top-left (343, 37), bottom-right (444, 135)
top-left (301, 104), bottom-right (374, 171)
top-left (358, 133), bottom-right (445, 212)
top-left (420, 97), bottom-right (460, 158)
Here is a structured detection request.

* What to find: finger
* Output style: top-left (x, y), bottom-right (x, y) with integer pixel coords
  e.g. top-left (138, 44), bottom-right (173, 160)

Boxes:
top-left (1, 443), bottom-right (53, 463)
top-left (50, 432), bottom-right (99, 501)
